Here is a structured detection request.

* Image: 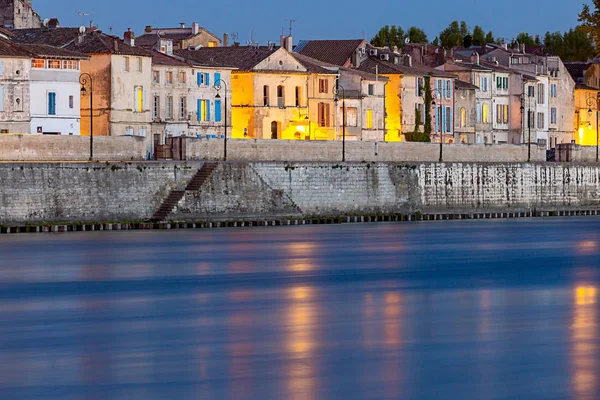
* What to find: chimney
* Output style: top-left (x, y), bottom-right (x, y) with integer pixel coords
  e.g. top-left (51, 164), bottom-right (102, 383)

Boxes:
top-left (145, 25), bottom-right (152, 33)
top-left (223, 32), bottom-right (229, 47)
top-left (404, 54), bottom-right (412, 67)
top-left (179, 22), bottom-right (185, 29)
top-left (124, 28), bottom-right (135, 47)
top-left (502, 43), bottom-right (508, 51)
top-left (113, 39), bottom-right (119, 52)
top-left (470, 52), bottom-right (479, 65)
top-left (192, 22), bottom-right (199, 35)
top-left (280, 35), bottom-right (286, 48)
top-left (285, 35), bottom-right (292, 52)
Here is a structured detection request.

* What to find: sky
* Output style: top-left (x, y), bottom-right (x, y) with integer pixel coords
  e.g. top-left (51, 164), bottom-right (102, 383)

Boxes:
top-left (34, 0), bottom-right (588, 45)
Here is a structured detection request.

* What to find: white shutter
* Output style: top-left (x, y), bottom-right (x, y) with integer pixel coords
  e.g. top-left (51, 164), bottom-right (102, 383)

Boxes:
top-left (142, 87), bottom-right (147, 110)
top-left (0, 85), bottom-right (5, 112)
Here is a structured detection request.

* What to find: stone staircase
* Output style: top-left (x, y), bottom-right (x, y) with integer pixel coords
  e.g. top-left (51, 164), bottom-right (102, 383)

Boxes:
top-left (150, 162), bottom-right (218, 223)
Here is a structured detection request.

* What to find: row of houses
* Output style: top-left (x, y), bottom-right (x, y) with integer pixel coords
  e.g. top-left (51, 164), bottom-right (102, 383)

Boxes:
top-left (0, 12), bottom-right (596, 155)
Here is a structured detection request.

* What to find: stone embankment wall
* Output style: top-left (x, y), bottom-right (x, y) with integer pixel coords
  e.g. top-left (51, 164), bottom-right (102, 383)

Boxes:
top-left (1, 161), bottom-right (600, 226)
top-left (0, 135), bottom-right (146, 161)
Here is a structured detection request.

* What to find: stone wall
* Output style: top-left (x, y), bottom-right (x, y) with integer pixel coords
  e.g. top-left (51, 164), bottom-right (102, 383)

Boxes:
top-left (0, 135), bottom-right (146, 161)
top-left (1, 161), bottom-right (600, 225)
top-left (186, 138), bottom-right (546, 163)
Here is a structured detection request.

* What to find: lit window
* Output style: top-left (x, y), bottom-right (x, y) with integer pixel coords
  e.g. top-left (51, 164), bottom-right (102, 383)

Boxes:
top-left (179, 71), bottom-right (186, 83)
top-left (208, 42), bottom-right (217, 48)
top-left (166, 71), bottom-right (173, 84)
top-left (483, 104), bottom-right (489, 123)
top-left (47, 60), bottom-right (61, 69)
top-left (317, 102), bottom-right (330, 127)
top-left (198, 99), bottom-right (210, 122)
top-left (31, 59), bottom-right (45, 68)
top-left (319, 79), bottom-right (328, 94)
top-left (134, 86), bottom-right (144, 112)
top-left (460, 107), bottom-right (466, 128)
top-left (153, 71), bottom-right (160, 84)
top-left (366, 109), bottom-right (373, 129)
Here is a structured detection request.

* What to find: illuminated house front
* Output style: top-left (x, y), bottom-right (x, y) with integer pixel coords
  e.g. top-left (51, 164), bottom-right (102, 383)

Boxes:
top-left (177, 45), bottom-right (337, 140)
top-left (574, 84), bottom-right (600, 146)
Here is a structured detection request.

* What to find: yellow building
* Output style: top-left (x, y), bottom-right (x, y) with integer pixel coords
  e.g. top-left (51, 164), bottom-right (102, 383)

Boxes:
top-left (177, 46), bottom-right (336, 140)
top-left (574, 84), bottom-right (600, 146)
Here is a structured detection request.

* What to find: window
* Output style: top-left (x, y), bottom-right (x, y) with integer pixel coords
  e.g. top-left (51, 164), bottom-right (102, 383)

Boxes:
top-left (214, 72), bottom-right (221, 84)
top-left (124, 56), bottom-right (130, 72)
top-left (198, 99), bottom-right (210, 122)
top-left (48, 92), bottom-right (56, 115)
top-left (537, 83), bottom-right (545, 104)
top-left (366, 109), bottom-right (373, 129)
top-left (139, 128), bottom-right (146, 137)
top-left (166, 71), bottom-right (173, 84)
top-left (480, 76), bottom-right (488, 92)
top-left (277, 85), bottom-right (285, 108)
top-left (416, 77), bottom-right (424, 96)
top-left (319, 79), bottom-right (328, 93)
top-left (345, 107), bottom-right (358, 127)
top-left (482, 103), bottom-right (489, 123)
top-left (503, 105), bottom-right (508, 124)
top-left (197, 71), bottom-right (204, 85)
top-left (180, 96), bottom-right (187, 119)
top-left (134, 86), bottom-right (144, 112)
top-left (476, 103), bottom-right (481, 123)
top-left (126, 127), bottom-right (134, 135)
top-left (62, 60), bottom-right (78, 70)
top-left (69, 95), bottom-right (74, 109)
top-left (263, 85), bottom-right (270, 106)
top-left (550, 84), bottom-right (557, 98)
top-left (153, 70), bottom-right (160, 84)
top-left (31, 59), bottom-right (44, 68)
top-left (551, 107), bottom-right (557, 124)
top-left (368, 84), bottom-right (374, 96)
top-left (460, 107), bottom-right (466, 128)
top-left (153, 95), bottom-right (160, 119)
top-left (295, 86), bottom-right (301, 107)
top-left (527, 85), bottom-right (535, 97)
top-left (444, 106), bottom-right (452, 132)
top-left (179, 71), bottom-right (186, 83)
top-left (537, 112), bottom-right (545, 129)
top-left (215, 99), bottom-right (222, 122)
top-left (208, 41), bottom-right (217, 48)
top-left (445, 80), bottom-right (452, 99)
top-left (48, 60), bottom-right (61, 69)
top-left (166, 96), bottom-right (173, 119)
top-left (317, 102), bottom-right (330, 127)
top-left (496, 104), bottom-right (509, 124)
top-left (136, 57), bottom-right (142, 72)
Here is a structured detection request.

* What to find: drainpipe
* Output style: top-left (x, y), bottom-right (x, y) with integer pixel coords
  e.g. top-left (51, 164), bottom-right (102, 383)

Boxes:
top-left (305, 75), bottom-right (310, 140)
top-left (383, 81), bottom-right (388, 142)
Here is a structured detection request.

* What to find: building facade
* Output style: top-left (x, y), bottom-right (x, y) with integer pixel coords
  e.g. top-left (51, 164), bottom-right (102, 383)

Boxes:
top-left (138, 23), bottom-right (220, 50)
top-left (454, 80), bottom-right (477, 143)
top-left (0, 39), bottom-right (31, 133)
top-left (0, 0), bottom-right (41, 29)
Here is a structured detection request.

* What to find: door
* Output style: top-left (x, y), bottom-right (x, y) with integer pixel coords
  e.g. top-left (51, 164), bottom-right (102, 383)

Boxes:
top-left (271, 121), bottom-right (279, 139)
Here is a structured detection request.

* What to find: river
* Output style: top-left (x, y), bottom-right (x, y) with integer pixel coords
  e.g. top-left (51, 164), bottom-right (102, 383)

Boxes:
top-left (0, 218), bottom-right (599, 399)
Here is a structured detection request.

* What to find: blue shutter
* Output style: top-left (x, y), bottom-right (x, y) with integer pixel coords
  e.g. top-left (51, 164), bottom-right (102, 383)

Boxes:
top-left (206, 99), bottom-right (211, 121)
top-left (197, 99), bottom-right (201, 121)
top-left (205, 73), bottom-right (210, 86)
top-left (0, 61), bottom-right (4, 77)
top-left (48, 92), bottom-right (56, 115)
top-left (215, 99), bottom-right (221, 122)
top-left (476, 104), bottom-right (481, 123)
top-left (448, 80), bottom-right (453, 99)
top-left (198, 72), bottom-right (203, 86)
top-left (449, 107), bottom-right (453, 133)
top-left (214, 72), bottom-right (221, 84)
top-left (435, 106), bottom-right (440, 132)
top-left (441, 106), bottom-right (446, 133)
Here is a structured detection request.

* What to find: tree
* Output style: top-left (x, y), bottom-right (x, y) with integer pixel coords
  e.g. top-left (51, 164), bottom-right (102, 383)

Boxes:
top-left (407, 26), bottom-right (428, 44)
top-left (432, 36), bottom-right (440, 46)
top-left (516, 32), bottom-right (536, 47)
top-left (371, 25), bottom-right (405, 48)
top-left (562, 26), bottom-right (595, 61)
top-left (439, 21), bottom-right (470, 49)
top-left (579, 1), bottom-right (600, 55)
top-left (472, 25), bottom-right (485, 46)
top-left (543, 31), bottom-right (564, 56)
top-left (423, 76), bottom-right (433, 140)
top-left (485, 31), bottom-right (495, 45)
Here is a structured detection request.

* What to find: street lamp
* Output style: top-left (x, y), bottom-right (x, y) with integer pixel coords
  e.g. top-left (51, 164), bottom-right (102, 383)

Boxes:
top-left (431, 88), bottom-right (443, 162)
top-left (586, 94), bottom-right (600, 162)
top-left (333, 81), bottom-right (346, 162)
top-left (79, 73), bottom-right (93, 160)
top-left (214, 79), bottom-right (228, 161)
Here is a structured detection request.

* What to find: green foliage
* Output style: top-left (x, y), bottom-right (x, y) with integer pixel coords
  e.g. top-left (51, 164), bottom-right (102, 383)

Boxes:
top-left (472, 26), bottom-right (486, 46)
top-left (579, 0), bottom-right (600, 56)
top-left (423, 76), bottom-right (432, 140)
top-left (405, 105), bottom-right (429, 142)
top-left (370, 25), bottom-right (428, 48)
top-left (439, 21), bottom-right (469, 48)
top-left (432, 36), bottom-right (439, 46)
top-left (544, 26), bottom-right (595, 61)
top-left (515, 32), bottom-right (536, 47)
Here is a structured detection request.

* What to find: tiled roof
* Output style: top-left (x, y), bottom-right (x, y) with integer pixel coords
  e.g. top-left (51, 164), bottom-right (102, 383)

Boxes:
top-left (151, 50), bottom-right (190, 67)
top-left (291, 53), bottom-right (337, 74)
top-left (565, 62), bottom-right (591, 80)
top-left (455, 80), bottom-right (478, 90)
top-left (19, 44), bottom-right (89, 59)
top-left (135, 33), bottom-right (160, 48)
top-left (358, 57), bottom-right (457, 78)
top-left (175, 46), bottom-right (278, 70)
top-left (443, 61), bottom-right (492, 72)
top-left (576, 83), bottom-right (599, 91)
top-left (342, 67), bottom-right (388, 81)
top-left (143, 27), bottom-right (221, 44)
top-left (0, 38), bottom-right (34, 58)
top-left (295, 39), bottom-right (365, 66)
top-left (12, 28), bottom-right (151, 57)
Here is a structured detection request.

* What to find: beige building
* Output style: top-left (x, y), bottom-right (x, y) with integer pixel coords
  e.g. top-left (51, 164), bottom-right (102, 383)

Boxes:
top-left (0, 36), bottom-right (31, 133)
top-left (138, 23), bottom-right (221, 51)
top-left (0, 0), bottom-right (41, 29)
top-left (454, 80), bottom-right (477, 143)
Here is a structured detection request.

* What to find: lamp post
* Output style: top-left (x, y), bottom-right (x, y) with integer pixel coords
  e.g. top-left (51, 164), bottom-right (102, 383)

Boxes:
top-left (79, 73), bottom-right (93, 160)
top-left (520, 94), bottom-right (531, 162)
top-left (333, 82), bottom-right (346, 162)
top-left (586, 94), bottom-right (600, 162)
top-left (431, 88), bottom-right (443, 162)
top-left (214, 79), bottom-right (228, 161)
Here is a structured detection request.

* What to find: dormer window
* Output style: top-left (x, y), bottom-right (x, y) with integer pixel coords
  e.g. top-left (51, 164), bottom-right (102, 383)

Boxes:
top-left (31, 59), bottom-right (45, 68)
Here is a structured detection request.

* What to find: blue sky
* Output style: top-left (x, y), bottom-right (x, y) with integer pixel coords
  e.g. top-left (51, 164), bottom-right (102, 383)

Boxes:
top-left (36, 0), bottom-right (587, 44)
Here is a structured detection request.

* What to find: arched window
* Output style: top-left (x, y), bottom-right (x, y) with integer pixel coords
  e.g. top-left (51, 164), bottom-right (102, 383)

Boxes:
top-left (460, 107), bottom-right (467, 128)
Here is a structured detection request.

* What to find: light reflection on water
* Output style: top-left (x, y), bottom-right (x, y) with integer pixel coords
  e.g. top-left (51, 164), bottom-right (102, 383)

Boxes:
top-left (0, 218), bottom-right (599, 399)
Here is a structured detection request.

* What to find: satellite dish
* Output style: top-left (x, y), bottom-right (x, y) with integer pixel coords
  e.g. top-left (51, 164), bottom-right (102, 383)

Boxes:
top-left (79, 26), bottom-right (86, 34)
top-left (42, 18), bottom-right (50, 27)
top-left (405, 37), bottom-right (410, 44)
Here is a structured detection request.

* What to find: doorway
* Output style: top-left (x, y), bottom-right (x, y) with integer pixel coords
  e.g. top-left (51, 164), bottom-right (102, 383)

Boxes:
top-left (271, 121), bottom-right (280, 139)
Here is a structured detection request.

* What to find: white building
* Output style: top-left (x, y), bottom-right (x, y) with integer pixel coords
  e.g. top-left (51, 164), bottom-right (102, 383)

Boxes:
top-left (21, 44), bottom-right (88, 135)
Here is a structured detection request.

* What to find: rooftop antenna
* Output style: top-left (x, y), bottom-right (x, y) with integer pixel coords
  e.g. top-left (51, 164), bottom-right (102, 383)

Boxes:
top-left (285, 19), bottom-right (296, 36)
top-left (75, 10), bottom-right (93, 27)
top-left (361, 31), bottom-right (366, 40)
